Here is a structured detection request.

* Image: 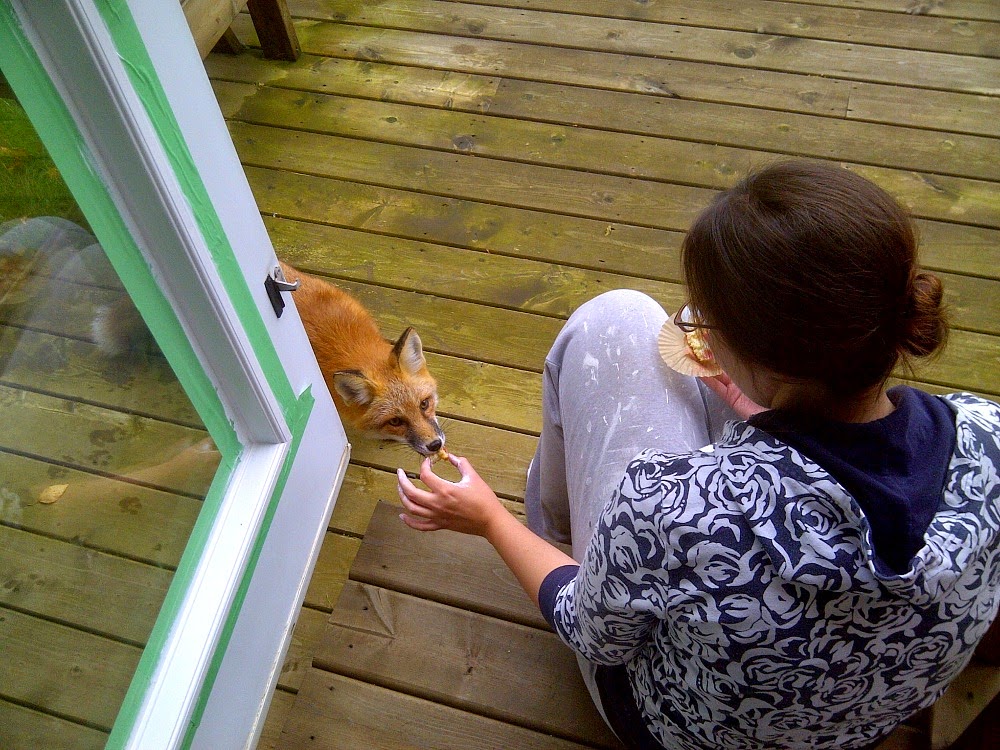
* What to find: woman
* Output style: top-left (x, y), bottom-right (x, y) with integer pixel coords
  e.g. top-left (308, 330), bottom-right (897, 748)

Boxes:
top-left (396, 161), bottom-right (1000, 749)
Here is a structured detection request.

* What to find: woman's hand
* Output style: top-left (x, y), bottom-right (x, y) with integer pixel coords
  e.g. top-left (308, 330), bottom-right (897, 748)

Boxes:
top-left (397, 455), bottom-right (506, 537)
top-left (398, 454), bottom-right (578, 606)
top-left (399, 455), bottom-right (579, 606)
top-left (701, 371), bottom-right (767, 420)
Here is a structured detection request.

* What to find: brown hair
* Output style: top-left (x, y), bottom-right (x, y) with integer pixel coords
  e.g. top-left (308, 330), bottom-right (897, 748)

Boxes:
top-left (682, 160), bottom-right (947, 396)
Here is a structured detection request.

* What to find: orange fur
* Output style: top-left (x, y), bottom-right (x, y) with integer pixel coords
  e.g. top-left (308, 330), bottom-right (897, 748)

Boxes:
top-left (280, 262), bottom-right (445, 455)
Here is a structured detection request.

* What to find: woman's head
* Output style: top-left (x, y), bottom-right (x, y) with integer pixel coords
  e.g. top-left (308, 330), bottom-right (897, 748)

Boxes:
top-left (682, 160), bottom-right (947, 398)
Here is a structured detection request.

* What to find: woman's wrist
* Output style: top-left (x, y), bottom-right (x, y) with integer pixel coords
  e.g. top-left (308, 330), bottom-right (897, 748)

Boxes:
top-left (481, 500), bottom-right (517, 544)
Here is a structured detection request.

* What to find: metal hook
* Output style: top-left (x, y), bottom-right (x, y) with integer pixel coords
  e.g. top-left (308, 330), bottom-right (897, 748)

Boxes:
top-left (265, 265), bottom-right (300, 318)
top-left (269, 265), bottom-right (301, 292)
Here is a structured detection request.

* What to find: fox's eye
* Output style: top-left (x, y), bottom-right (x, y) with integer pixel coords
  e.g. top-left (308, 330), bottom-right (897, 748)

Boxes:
top-left (420, 398), bottom-right (430, 411)
top-left (387, 417), bottom-right (405, 428)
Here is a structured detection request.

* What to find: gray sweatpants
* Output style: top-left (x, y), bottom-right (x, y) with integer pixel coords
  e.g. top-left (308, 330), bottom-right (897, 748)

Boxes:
top-left (525, 289), bottom-right (736, 559)
top-left (523, 290), bottom-right (737, 732)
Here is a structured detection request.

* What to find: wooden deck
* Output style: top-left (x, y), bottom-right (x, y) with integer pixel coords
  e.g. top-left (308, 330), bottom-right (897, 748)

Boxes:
top-left (205, 1), bottom-right (1000, 748)
top-left (1, 0), bottom-right (997, 747)
top-left (204, 1), bottom-right (1000, 748)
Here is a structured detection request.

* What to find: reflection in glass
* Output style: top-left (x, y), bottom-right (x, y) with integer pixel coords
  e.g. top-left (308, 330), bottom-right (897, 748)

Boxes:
top-left (0, 89), bottom-right (220, 747)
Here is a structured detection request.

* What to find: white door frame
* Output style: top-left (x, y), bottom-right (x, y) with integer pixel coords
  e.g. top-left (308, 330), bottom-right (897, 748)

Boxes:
top-left (1, 2), bottom-right (349, 747)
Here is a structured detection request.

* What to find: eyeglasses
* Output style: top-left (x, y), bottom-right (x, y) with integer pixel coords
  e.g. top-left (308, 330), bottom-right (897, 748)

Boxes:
top-left (673, 303), bottom-right (717, 333)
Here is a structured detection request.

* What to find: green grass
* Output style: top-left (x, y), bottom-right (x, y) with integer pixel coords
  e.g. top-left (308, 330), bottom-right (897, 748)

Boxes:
top-left (0, 96), bottom-right (88, 227)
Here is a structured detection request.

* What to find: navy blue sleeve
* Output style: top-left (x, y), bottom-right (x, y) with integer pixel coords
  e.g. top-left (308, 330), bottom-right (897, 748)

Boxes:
top-left (537, 564), bottom-right (580, 629)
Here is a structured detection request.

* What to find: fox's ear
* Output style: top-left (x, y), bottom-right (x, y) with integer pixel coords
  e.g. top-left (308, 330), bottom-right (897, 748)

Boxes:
top-left (392, 327), bottom-right (426, 375)
top-left (332, 370), bottom-right (374, 406)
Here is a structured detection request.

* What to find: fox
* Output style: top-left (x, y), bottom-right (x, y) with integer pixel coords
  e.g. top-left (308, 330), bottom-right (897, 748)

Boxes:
top-left (92, 260), bottom-right (446, 456)
top-left (277, 261), bottom-right (446, 457)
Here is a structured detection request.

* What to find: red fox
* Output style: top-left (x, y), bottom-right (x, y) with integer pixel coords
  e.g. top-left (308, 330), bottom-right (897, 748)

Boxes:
top-left (92, 261), bottom-right (446, 456)
top-left (278, 262), bottom-right (446, 456)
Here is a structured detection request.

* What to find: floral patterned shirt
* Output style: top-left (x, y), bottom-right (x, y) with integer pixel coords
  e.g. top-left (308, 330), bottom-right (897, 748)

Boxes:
top-left (543, 393), bottom-right (1000, 749)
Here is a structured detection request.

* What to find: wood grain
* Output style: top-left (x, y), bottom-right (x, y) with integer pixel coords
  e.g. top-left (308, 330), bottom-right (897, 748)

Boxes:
top-left (314, 581), bottom-right (621, 747)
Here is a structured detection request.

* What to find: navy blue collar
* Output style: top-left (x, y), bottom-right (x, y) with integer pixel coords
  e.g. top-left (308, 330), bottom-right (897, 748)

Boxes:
top-left (749, 387), bottom-right (957, 575)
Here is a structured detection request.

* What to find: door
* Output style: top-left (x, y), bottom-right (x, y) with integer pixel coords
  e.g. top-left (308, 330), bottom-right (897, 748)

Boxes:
top-left (0, 1), bottom-right (348, 748)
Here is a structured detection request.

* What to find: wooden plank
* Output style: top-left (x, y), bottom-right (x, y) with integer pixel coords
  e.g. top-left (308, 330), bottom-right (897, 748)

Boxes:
top-left (0, 451), bottom-right (200, 567)
top-left (213, 26), bottom-right (247, 55)
top-left (314, 581), bottom-right (622, 747)
top-left (277, 606), bottom-right (329, 692)
top-left (228, 121), bottom-right (999, 231)
top-left (845, 83), bottom-right (1000, 137)
top-left (303, 531), bottom-right (362, 612)
top-left (259, 688), bottom-right (296, 750)
top-left (0, 384), bottom-right (217, 498)
top-left (938, 272), bottom-right (1000, 336)
top-left (0, 273), bottom-right (121, 339)
top-left (243, 165), bottom-right (687, 282)
top-left (425, 353), bottom-right (542, 435)
top-left (241, 165), bottom-right (999, 284)
top-left (0, 525), bottom-right (173, 645)
top-left (287, 0), bottom-right (1000, 93)
top-left (215, 79), bottom-right (1000, 184)
top-left (0, 324), bottom-right (203, 427)
top-left (350, 501), bottom-right (548, 629)
top-left (233, 17), bottom-right (854, 117)
top-left (918, 329), bottom-right (1000, 396)
top-left (228, 120), bottom-right (717, 229)
top-left (209, 53), bottom-right (1000, 174)
top-left (918, 221), bottom-right (1000, 280)
top-left (206, 47), bottom-right (1000, 139)
top-left (279, 670), bottom-right (606, 749)
top-left (0, 699), bottom-right (107, 750)
top-left (328, 464), bottom-right (387, 536)
top-left (0, 607), bottom-right (140, 731)
top-left (875, 724), bottom-right (924, 750)
top-left (929, 660), bottom-right (1000, 748)
top-left (778, 0), bottom-right (1000, 22)
top-left (431, 0), bottom-right (1000, 56)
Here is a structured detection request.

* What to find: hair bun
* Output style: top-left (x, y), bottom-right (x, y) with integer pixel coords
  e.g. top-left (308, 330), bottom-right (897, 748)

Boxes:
top-left (901, 271), bottom-right (948, 358)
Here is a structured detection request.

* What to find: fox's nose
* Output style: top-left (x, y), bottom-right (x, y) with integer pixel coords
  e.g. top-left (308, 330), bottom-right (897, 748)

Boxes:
top-left (427, 439), bottom-right (442, 453)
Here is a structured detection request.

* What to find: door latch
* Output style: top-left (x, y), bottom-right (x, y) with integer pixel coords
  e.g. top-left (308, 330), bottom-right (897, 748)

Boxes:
top-left (264, 265), bottom-right (300, 318)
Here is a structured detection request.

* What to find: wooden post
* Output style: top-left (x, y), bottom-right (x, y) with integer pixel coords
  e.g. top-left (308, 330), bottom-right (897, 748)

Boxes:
top-left (246, 0), bottom-right (299, 61)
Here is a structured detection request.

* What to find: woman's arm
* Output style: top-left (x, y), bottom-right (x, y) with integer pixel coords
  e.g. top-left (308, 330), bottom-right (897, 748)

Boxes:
top-left (397, 456), bottom-right (577, 606)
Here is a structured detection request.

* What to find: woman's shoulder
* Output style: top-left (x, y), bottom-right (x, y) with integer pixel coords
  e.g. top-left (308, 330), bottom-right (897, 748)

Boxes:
top-left (619, 421), bottom-right (839, 511)
top-left (940, 392), bottom-right (1000, 428)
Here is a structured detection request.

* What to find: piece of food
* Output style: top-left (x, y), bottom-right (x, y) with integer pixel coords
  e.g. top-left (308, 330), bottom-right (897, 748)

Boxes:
top-left (432, 447), bottom-right (451, 463)
top-left (685, 328), bottom-right (714, 366)
top-left (38, 483), bottom-right (69, 504)
top-left (657, 318), bottom-right (723, 377)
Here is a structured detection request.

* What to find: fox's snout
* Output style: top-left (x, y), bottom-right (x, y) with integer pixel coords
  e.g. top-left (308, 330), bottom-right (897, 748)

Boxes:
top-left (406, 416), bottom-right (446, 457)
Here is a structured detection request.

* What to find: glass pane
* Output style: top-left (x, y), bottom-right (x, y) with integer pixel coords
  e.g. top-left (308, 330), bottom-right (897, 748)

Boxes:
top-left (0, 87), bottom-right (221, 747)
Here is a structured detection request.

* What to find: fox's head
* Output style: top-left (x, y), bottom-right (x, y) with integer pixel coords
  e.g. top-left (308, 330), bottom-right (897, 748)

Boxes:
top-left (331, 327), bottom-right (446, 456)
